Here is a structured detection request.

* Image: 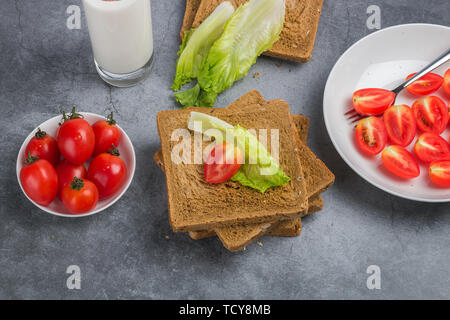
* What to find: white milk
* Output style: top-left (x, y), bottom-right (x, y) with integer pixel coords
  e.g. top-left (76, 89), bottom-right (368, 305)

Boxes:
top-left (82, 0), bottom-right (153, 74)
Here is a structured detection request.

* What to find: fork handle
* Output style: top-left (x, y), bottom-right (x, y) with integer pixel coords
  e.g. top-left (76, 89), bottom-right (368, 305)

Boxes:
top-left (391, 47), bottom-right (450, 95)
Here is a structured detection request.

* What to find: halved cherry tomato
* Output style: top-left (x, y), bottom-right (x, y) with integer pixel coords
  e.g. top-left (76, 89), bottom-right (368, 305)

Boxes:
top-left (355, 117), bottom-right (387, 155)
top-left (87, 145), bottom-right (127, 199)
top-left (412, 96), bottom-right (448, 134)
top-left (20, 153), bottom-right (58, 206)
top-left (92, 112), bottom-right (122, 156)
top-left (24, 128), bottom-right (60, 166)
top-left (204, 142), bottom-right (243, 184)
top-left (429, 161), bottom-right (450, 187)
top-left (352, 88), bottom-right (396, 116)
top-left (443, 69), bottom-right (450, 96)
top-left (55, 159), bottom-right (87, 195)
top-left (381, 146), bottom-right (420, 179)
top-left (414, 133), bottom-right (450, 163)
top-left (61, 177), bottom-right (99, 214)
top-left (406, 72), bottom-right (443, 96)
top-left (57, 108), bottom-right (95, 165)
top-left (383, 105), bottom-right (416, 147)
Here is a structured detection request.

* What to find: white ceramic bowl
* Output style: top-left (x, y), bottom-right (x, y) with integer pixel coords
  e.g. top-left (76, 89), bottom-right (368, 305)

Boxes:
top-left (324, 23), bottom-right (450, 202)
top-left (16, 112), bottom-right (136, 217)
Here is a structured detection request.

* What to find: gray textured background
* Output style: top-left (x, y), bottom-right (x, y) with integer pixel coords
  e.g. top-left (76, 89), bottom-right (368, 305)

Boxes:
top-left (1, 0), bottom-right (449, 300)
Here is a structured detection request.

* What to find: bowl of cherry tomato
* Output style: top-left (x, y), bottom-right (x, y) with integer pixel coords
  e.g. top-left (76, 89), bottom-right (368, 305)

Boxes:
top-left (16, 109), bottom-right (136, 217)
top-left (324, 23), bottom-right (450, 202)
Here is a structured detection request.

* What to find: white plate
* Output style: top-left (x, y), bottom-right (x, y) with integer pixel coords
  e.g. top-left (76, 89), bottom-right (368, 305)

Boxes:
top-left (323, 24), bottom-right (450, 202)
top-left (16, 112), bottom-right (136, 217)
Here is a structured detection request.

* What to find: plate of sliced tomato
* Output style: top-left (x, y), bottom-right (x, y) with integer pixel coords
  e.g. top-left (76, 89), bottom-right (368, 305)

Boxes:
top-left (16, 110), bottom-right (136, 217)
top-left (324, 23), bottom-right (450, 202)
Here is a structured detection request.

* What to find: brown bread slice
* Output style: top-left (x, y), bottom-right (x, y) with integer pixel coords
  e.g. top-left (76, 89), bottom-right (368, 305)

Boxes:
top-left (190, 0), bottom-right (324, 62)
top-left (157, 101), bottom-right (308, 232)
top-left (180, 0), bottom-right (202, 40)
top-left (154, 90), bottom-right (333, 246)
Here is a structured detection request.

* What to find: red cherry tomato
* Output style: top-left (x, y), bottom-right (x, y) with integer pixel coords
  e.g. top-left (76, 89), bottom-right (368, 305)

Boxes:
top-left (406, 72), bottom-right (444, 96)
top-left (61, 177), bottom-right (99, 214)
top-left (414, 133), bottom-right (450, 163)
top-left (412, 96), bottom-right (448, 135)
top-left (443, 69), bottom-right (450, 96)
top-left (383, 105), bottom-right (416, 147)
top-left (352, 88), bottom-right (396, 116)
top-left (57, 108), bottom-right (95, 165)
top-left (204, 142), bottom-right (243, 184)
top-left (87, 145), bottom-right (127, 199)
top-left (92, 112), bottom-right (122, 156)
top-left (55, 159), bottom-right (87, 194)
top-left (20, 153), bottom-right (58, 206)
top-left (24, 128), bottom-right (60, 166)
top-left (355, 117), bottom-right (387, 155)
top-left (381, 146), bottom-right (420, 179)
top-left (429, 161), bottom-right (450, 187)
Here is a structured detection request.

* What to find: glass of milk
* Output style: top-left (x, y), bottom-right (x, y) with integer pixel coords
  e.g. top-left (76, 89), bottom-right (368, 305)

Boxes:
top-left (82, 0), bottom-right (154, 87)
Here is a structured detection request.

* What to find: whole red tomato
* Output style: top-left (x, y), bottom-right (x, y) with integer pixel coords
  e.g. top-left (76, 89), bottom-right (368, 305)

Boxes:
top-left (57, 108), bottom-right (95, 165)
top-left (87, 145), bottom-right (127, 200)
top-left (24, 128), bottom-right (60, 165)
top-left (55, 159), bottom-right (87, 194)
top-left (92, 112), bottom-right (122, 156)
top-left (20, 153), bottom-right (58, 206)
top-left (61, 177), bottom-right (99, 214)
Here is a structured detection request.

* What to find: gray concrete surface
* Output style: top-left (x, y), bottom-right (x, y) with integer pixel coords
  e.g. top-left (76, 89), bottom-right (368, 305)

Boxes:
top-left (1, 0), bottom-right (449, 300)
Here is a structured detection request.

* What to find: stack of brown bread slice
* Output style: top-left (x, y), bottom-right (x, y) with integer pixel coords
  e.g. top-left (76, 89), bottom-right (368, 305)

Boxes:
top-left (154, 90), bottom-right (334, 251)
top-left (180, 0), bottom-right (324, 62)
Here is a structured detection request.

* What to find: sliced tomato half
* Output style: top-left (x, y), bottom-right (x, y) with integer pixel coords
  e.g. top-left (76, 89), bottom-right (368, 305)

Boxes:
top-left (355, 116), bottom-right (387, 155)
top-left (204, 142), bottom-right (243, 184)
top-left (429, 161), bottom-right (450, 187)
top-left (406, 72), bottom-right (444, 96)
top-left (412, 96), bottom-right (448, 135)
top-left (414, 133), bottom-right (450, 163)
top-left (383, 104), bottom-right (416, 147)
top-left (352, 88), bottom-right (396, 116)
top-left (381, 145), bottom-right (420, 179)
top-left (443, 69), bottom-right (450, 96)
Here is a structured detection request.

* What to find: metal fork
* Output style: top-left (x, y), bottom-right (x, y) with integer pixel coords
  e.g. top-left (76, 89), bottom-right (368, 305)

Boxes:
top-left (346, 47), bottom-right (450, 123)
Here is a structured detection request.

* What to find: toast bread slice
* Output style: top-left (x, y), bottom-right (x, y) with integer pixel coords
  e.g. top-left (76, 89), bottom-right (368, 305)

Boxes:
top-left (180, 0), bottom-right (202, 40)
top-left (157, 101), bottom-right (308, 232)
top-left (190, 0), bottom-right (324, 62)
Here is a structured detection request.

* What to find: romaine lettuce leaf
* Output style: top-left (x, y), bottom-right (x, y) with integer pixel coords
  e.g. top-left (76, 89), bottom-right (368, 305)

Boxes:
top-left (188, 112), bottom-right (290, 193)
top-left (171, 2), bottom-right (235, 92)
top-left (177, 0), bottom-right (285, 107)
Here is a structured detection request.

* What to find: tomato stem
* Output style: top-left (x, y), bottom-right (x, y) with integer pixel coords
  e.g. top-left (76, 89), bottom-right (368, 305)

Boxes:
top-left (24, 152), bottom-right (39, 165)
top-left (59, 107), bottom-right (83, 125)
top-left (108, 144), bottom-right (120, 156)
top-left (106, 112), bottom-right (117, 126)
top-left (70, 177), bottom-right (85, 191)
top-left (35, 127), bottom-right (47, 139)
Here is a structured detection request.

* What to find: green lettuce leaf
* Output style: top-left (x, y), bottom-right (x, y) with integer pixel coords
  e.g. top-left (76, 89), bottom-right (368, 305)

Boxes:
top-left (188, 112), bottom-right (290, 193)
top-left (175, 84), bottom-right (218, 108)
top-left (177, 0), bottom-right (285, 107)
top-left (171, 2), bottom-right (235, 92)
